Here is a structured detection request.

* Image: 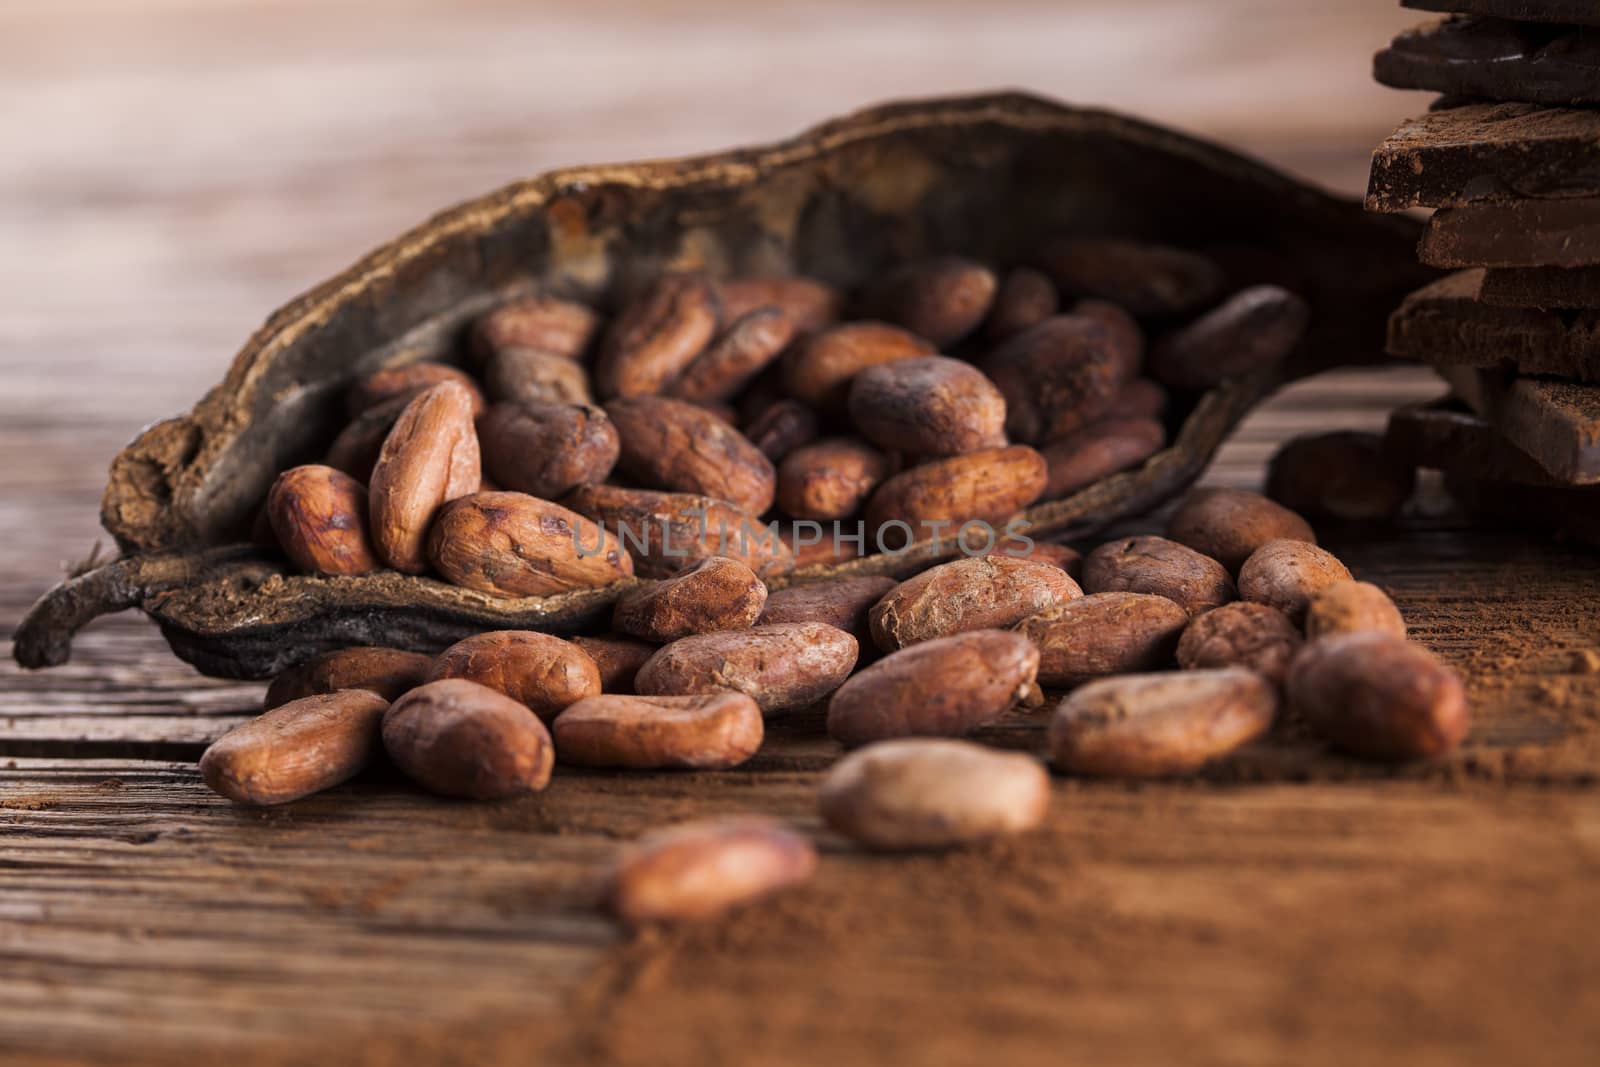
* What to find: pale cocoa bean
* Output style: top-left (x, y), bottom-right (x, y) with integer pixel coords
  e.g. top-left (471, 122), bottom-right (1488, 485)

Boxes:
top-left (1070, 299), bottom-right (1145, 379)
top-left (1267, 431), bottom-right (1416, 521)
top-left (1105, 378), bottom-right (1168, 420)
top-left (1304, 580), bottom-right (1407, 640)
top-left (428, 490), bottom-right (633, 597)
top-left (1039, 416), bottom-right (1164, 500)
top-left (200, 690), bottom-right (390, 806)
top-left (605, 395), bottom-right (776, 516)
top-left (472, 294), bottom-right (600, 365)
top-left (612, 557), bottom-right (767, 641)
top-left (847, 355), bottom-right (1007, 457)
top-left (826, 630), bottom-right (1039, 747)
top-left (986, 267), bottom-right (1059, 342)
top-left (716, 276), bottom-right (842, 333)
top-left (636, 622), bottom-right (858, 714)
top-left (595, 273), bottom-right (720, 398)
top-left (870, 556), bottom-right (1081, 651)
top-left (325, 396), bottom-right (408, 482)
top-left (382, 679), bottom-right (554, 799)
top-left (819, 739), bottom-right (1050, 850)
top-left (478, 401), bottom-right (618, 500)
top-left (865, 256), bottom-right (997, 348)
top-left (666, 307), bottom-right (796, 404)
top-left (980, 316), bottom-right (1123, 444)
top-left (781, 322), bottom-right (935, 409)
top-left (1049, 669), bottom-right (1278, 777)
top-left (776, 438), bottom-right (891, 521)
top-left (368, 381), bottom-right (482, 574)
top-left (427, 630), bottom-right (602, 721)
top-left (484, 347), bottom-right (593, 406)
top-left (564, 484), bottom-right (793, 579)
top-left (1081, 535), bottom-right (1235, 617)
top-left (267, 464), bottom-right (380, 577)
top-left (1287, 633), bottom-right (1468, 760)
top-left (607, 818), bottom-right (816, 924)
top-left (264, 646), bottom-right (433, 711)
top-left (864, 445), bottom-right (1047, 550)
top-left (1237, 539), bottom-right (1352, 625)
top-left (347, 361), bottom-right (484, 418)
top-left (1036, 237), bottom-right (1224, 317)
top-left (571, 635), bottom-right (659, 695)
top-left (1149, 285), bottom-right (1310, 389)
top-left (1015, 591), bottom-right (1187, 687)
top-left (743, 398), bottom-right (819, 462)
top-left (756, 575), bottom-right (897, 644)
top-left (553, 692), bottom-right (763, 770)
top-left (1175, 601), bottom-right (1303, 684)
top-left (1165, 487), bottom-right (1316, 573)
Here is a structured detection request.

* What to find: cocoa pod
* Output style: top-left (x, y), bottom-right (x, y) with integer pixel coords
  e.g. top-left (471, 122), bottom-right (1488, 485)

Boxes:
top-left (484, 347), bottom-right (593, 406)
top-left (819, 739), bottom-right (1050, 851)
top-left (267, 464), bottom-right (380, 577)
top-left (471, 294), bottom-right (600, 365)
top-left (607, 818), bottom-right (816, 924)
top-left (1165, 487), bottom-right (1316, 574)
top-left (743, 398), bottom-right (820, 463)
top-left (980, 316), bottom-right (1124, 443)
top-left (264, 646), bottom-right (432, 711)
top-left (553, 692), bottom-right (763, 770)
top-left (826, 629), bottom-right (1038, 747)
top-left (571, 634), bottom-right (659, 695)
top-left (1015, 591), bottom-right (1188, 687)
top-left (1175, 601), bottom-right (1303, 684)
top-left (428, 490), bottom-right (633, 597)
top-left (1304, 580), bottom-right (1407, 640)
top-left (606, 395), bottom-right (776, 516)
top-left (870, 556), bottom-right (1081, 651)
top-left (1287, 633), bottom-right (1468, 760)
top-left (636, 622), bottom-right (858, 714)
top-left (665, 307), bottom-right (796, 404)
top-left (776, 438), bottom-right (892, 521)
top-left (594, 272), bottom-right (720, 398)
top-left (781, 322), bottom-right (935, 409)
top-left (756, 575), bottom-right (897, 644)
top-left (612, 556), bottom-right (767, 642)
top-left (477, 401), bottom-right (618, 500)
top-left (715, 275), bottom-right (842, 333)
top-left (864, 445), bottom-right (1047, 550)
top-left (1148, 285), bottom-right (1309, 389)
top-left (1049, 668), bottom-right (1278, 777)
top-left (564, 484), bottom-right (793, 579)
top-left (427, 630), bottom-right (602, 721)
top-left (847, 355), bottom-right (1008, 457)
top-left (347, 361), bottom-right (484, 418)
top-left (325, 396), bottom-right (409, 482)
top-left (1081, 535), bottom-right (1235, 617)
top-left (1039, 416), bottom-right (1165, 500)
top-left (381, 678), bottom-right (554, 799)
top-left (1237, 539), bottom-right (1352, 625)
top-left (1267, 431), bottom-right (1416, 522)
top-left (368, 381), bottom-right (482, 574)
top-left (864, 256), bottom-right (997, 348)
top-left (1036, 237), bottom-right (1225, 317)
top-left (200, 690), bottom-right (390, 806)
top-left (986, 267), bottom-right (1059, 342)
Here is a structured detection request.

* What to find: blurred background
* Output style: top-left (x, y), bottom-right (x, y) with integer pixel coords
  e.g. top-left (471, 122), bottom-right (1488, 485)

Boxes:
top-left (1, 0), bottom-right (1432, 574)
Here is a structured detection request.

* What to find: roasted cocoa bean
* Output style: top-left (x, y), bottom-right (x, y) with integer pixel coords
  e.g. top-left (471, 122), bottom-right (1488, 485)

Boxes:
top-left (571, 634), bottom-right (659, 694)
top-left (1070, 299), bottom-right (1145, 379)
top-left (870, 556), bottom-right (1081, 651)
top-left (1175, 601), bottom-right (1303, 684)
top-left (553, 692), bottom-right (763, 770)
top-left (478, 401), bottom-right (618, 500)
top-left (427, 630), bottom-right (603, 721)
top-left (1148, 285), bottom-right (1310, 388)
top-left (980, 316), bottom-right (1123, 443)
top-left (781, 322), bottom-right (935, 409)
top-left (1165, 487), bottom-right (1316, 573)
top-left (382, 679), bottom-right (555, 799)
top-left (325, 396), bottom-right (408, 482)
top-left (636, 622), bottom-right (858, 714)
top-left (264, 646), bottom-right (433, 711)
top-left (428, 490), bottom-right (633, 597)
top-left (484, 347), bottom-right (593, 406)
top-left (368, 381), bottom-right (482, 573)
top-left (267, 464), bottom-right (381, 577)
top-left (606, 818), bottom-right (816, 923)
top-left (715, 276), bottom-right (842, 333)
top-left (1081, 535), bottom-right (1235, 616)
top-left (666, 307), bottom-right (796, 404)
top-left (756, 575), bottom-right (897, 643)
top-left (1015, 591), bottom-right (1188, 687)
top-left (864, 256), bottom-right (997, 348)
top-left (1267, 431), bottom-right (1416, 521)
top-left (987, 537), bottom-right (1083, 577)
top-left (564, 484), bottom-right (793, 579)
top-left (612, 557), bottom-right (767, 641)
top-left (847, 355), bottom-right (1007, 457)
top-left (472, 294), bottom-right (600, 365)
top-left (201, 690), bottom-right (390, 806)
top-left (595, 272), bottom-right (720, 398)
top-left (1039, 416), bottom-right (1165, 500)
top-left (986, 267), bottom-right (1059, 342)
top-left (605, 395), bottom-right (776, 516)
top-left (347, 361), bottom-right (484, 418)
top-left (1237, 539), bottom-right (1352, 625)
top-left (864, 445), bottom-right (1047, 550)
top-left (776, 438), bottom-right (891, 521)
top-left (1304, 580), bottom-right (1407, 640)
top-left (743, 398), bottom-right (820, 463)
top-left (1287, 633), bottom-right (1468, 760)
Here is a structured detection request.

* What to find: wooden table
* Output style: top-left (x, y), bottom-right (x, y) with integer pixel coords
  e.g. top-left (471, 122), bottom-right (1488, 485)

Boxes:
top-left (4, 2), bottom-right (1598, 1063)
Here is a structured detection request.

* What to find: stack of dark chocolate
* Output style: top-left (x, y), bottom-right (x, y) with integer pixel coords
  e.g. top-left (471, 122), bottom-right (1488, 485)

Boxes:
top-left (1367, 0), bottom-right (1600, 546)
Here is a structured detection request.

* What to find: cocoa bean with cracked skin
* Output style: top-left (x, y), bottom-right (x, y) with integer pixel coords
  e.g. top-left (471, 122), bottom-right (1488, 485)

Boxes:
top-left (826, 629), bottom-right (1039, 747)
top-left (553, 692), bottom-right (763, 770)
top-left (986, 267), bottom-right (1059, 342)
top-left (471, 293), bottom-right (600, 366)
top-left (612, 556), bottom-right (767, 642)
top-left (326, 396), bottom-right (409, 483)
top-left (267, 464), bottom-right (381, 577)
top-left (346, 361), bottom-right (484, 418)
top-left (594, 272), bottom-right (720, 399)
top-left (571, 634), bottom-right (659, 695)
top-left (564, 484), bottom-right (793, 579)
top-left (864, 256), bottom-right (997, 348)
top-left (756, 575), bottom-right (897, 644)
top-left (1175, 601), bottom-right (1303, 685)
top-left (1016, 591), bottom-right (1188, 687)
top-left (483, 347), bottom-right (593, 406)
top-left (606, 818), bottom-right (816, 924)
top-left (1266, 431), bottom-right (1416, 522)
top-left (819, 739), bottom-right (1050, 851)
top-left (427, 490), bottom-right (633, 597)
top-left (368, 381), bottom-right (482, 574)
top-left (478, 401), bottom-right (618, 501)
top-left (264, 646), bottom-right (433, 711)
top-left (870, 556), bottom-right (1081, 651)
top-left (1035, 237), bottom-right (1225, 317)
top-left (743, 398), bottom-right (820, 463)
top-left (981, 316), bottom-right (1124, 444)
top-left (715, 276), bottom-right (842, 333)
top-left (605, 395), bottom-right (776, 517)
top-left (382, 679), bottom-right (555, 800)
top-left (201, 690), bottom-right (390, 806)
top-left (1049, 669), bottom-right (1278, 778)
top-left (864, 445), bottom-right (1047, 551)
top-left (636, 622), bottom-right (858, 715)
top-left (1039, 416), bottom-right (1165, 500)
top-left (776, 438), bottom-right (892, 521)
top-left (1304, 580), bottom-right (1407, 641)
top-left (1287, 633), bottom-right (1468, 760)
top-left (427, 630), bottom-right (602, 722)
top-left (665, 307), bottom-right (796, 404)
top-left (848, 355), bottom-right (1008, 457)
top-left (781, 322), bottom-right (935, 410)
top-left (1165, 487), bottom-right (1316, 574)
top-left (1081, 534), bottom-right (1235, 617)
top-left (1148, 285), bottom-right (1310, 389)
top-left (1237, 539), bottom-right (1352, 625)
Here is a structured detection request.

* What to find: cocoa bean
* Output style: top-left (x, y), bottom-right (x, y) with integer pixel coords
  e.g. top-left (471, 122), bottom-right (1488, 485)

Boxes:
top-left (847, 355), bottom-right (1007, 457)
top-left (1165, 487), bottom-right (1316, 573)
top-left (1148, 285), bottom-right (1309, 388)
top-left (201, 690), bottom-right (390, 806)
top-left (605, 395), bottom-right (776, 516)
top-left (636, 622), bottom-right (858, 714)
top-left (606, 818), bottom-right (816, 923)
top-left (870, 556), bottom-right (1081, 651)
top-left (427, 630), bottom-right (603, 721)
top-left (1081, 534), bottom-right (1235, 616)
top-left (428, 490), bottom-right (633, 597)
top-left (612, 557), bottom-right (767, 641)
top-left (1175, 601), bottom-right (1303, 684)
top-left (980, 316), bottom-right (1123, 443)
top-left (553, 692), bottom-right (763, 770)
top-left (382, 679), bottom-right (555, 799)
top-left (781, 322), bottom-right (935, 410)
top-left (1287, 633), bottom-right (1468, 760)
top-left (368, 381), bottom-right (482, 573)
top-left (267, 464), bottom-right (381, 577)
top-left (776, 438), bottom-right (891, 521)
top-left (1237, 539), bottom-right (1352, 625)
top-left (595, 273), bottom-right (720, 398)
top-left (478, 401), bottom-right (618, 500)
top-left (1015, 591), bottom-right (1187, 687)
